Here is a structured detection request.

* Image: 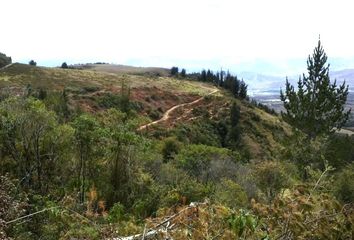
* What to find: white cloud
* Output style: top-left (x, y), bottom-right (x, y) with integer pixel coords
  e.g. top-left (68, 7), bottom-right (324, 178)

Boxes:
top-left (1, 0), bottom-right (354, 73)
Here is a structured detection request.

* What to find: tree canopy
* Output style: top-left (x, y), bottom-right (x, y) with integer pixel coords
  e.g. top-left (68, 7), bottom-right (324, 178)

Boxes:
top-left (280, 40), bottom-right (350, 138)
top-left (29, 60), bottom-right (37, 66)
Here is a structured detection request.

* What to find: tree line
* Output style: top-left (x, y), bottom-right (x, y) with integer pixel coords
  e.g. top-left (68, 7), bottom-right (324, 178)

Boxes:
top-left (171, 67), bottom-right (248, 99)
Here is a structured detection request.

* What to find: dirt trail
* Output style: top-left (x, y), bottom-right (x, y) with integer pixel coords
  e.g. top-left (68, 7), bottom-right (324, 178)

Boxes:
top-left (138, 88), bottom-right (219, 131)
top-left (0, 63), bottom-right (14, 71)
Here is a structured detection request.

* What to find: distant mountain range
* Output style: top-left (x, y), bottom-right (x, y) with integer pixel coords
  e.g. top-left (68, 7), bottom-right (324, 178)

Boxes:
top-left (245, 68), bottom-right (354, 126)
top-left (242, 69), bottom-right (354, 96)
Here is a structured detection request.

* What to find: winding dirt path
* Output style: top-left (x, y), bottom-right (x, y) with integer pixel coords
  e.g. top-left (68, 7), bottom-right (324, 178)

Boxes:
top-left (0, 63), bottom-right (14, 71)
top-left (138, 88), bottom-right (219, 131)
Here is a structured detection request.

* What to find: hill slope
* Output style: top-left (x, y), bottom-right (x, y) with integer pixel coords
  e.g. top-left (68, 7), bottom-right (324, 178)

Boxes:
top-left (0, 63), bottom-right (290, 160)
top-left (1, 63), bottom-right (352, 240)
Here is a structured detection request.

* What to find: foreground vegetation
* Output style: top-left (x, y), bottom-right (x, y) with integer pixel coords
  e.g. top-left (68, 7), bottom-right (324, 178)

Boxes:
top-left (0, 45), bottom-right (353, 239)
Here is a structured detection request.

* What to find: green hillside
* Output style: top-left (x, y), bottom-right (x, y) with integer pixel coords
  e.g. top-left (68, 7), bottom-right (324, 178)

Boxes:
top-left (0, 63), bottom-right (290, 160)
top-left (0, 63), bottom-right (353, 240)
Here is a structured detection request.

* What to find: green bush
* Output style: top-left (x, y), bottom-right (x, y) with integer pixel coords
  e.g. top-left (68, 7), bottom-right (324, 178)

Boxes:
top-left (252, 161), bottom-right (291, 203)
top-left (214, 179), bottom-right (248, 208)
top-left (334, 163), bottom-right (354, 203)
top-left (160, 189), bottom-right (181, 207)
top-left (63, 224), bottom-right (100, 240)
top-left (108, 203), bottom-right (126, 223)
top-left (173, 120), bottom-right (221, 146)
top-left (148, 108), bottom-right (161, 120)
top-left (161, 137), bottom-right (181, 162)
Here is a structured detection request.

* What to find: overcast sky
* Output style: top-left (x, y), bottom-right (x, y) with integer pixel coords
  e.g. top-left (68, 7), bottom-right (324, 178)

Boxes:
top-left (2, 0), bottom-right (354, 75)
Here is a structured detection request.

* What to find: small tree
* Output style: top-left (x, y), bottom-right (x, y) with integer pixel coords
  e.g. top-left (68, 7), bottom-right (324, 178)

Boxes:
top-left (180, 68), bottom-right (186, 78)
top-left (61, 62), bottom-right (68, 69)
top-left (29, 60), bottom-right (37, 66)
top-left (230, 102), bottom-right (241, 128)
top-left (280, 40), bottom-right (350, 139)
top-left (239, 80), bottom-right (248, 99)
top-left (170, 66), bottom-right (179, 76)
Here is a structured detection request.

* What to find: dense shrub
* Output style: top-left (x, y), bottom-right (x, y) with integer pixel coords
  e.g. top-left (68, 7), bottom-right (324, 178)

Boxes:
top-left (161, 137), bottom-right (181, 162)
top-left (334, 163), bottom-right (354, 203)
top-left (214, 179), bottom-right (248, 208)
top-left (252, 161), bottom-right (292, 202)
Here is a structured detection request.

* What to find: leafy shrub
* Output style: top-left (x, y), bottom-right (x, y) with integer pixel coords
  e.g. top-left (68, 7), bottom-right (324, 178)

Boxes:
top-left (159, 189), bottom-right (181, 207)
top-left (334, 163), bottom-right (354, 203)
top-left (147, 108), bottom-right (161, 120)
top-left (227, 210), bottom-right (260, 238)
top-left (214, 179), bottom-right (248, 208)
top-left (62, 224), bottom-right (100, 240)
top-left (98, 93), bottom-right (124, 109)
top-left (173, 120), bottom-right (221, 146)
top-left (108, 203), bottom-right (126, 223)
top-left (325, 135), bottom-right (354, 169)
top-left (252, 161), bottom-right (291, 202)
top-left (161, 137), bottom-right (181, 162)
top-left (178, 178), bottom-right (210, 203)
top-left (176, 144), bottom-right (236, 183)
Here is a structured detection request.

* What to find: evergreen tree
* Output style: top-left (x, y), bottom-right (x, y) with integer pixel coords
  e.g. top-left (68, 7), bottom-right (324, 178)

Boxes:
top-left (280, 40), bottom-right (350, 139)
top-left (61, 62), bottom-right (68, 69)
top-left (230, 102), bottom-right (240, 127)
top-left (170, 66), bottom-right (179, 76)
top-left (215, 72), bottom-right (220, 86)
top-left (239, 80), bottom-right (248, 99)
top-left (228, 102), bottom-right (241, 144)
top-left (180, 68), bottom-right (186, 78)
top-left (201, 69), bottom-right (207, 82)
top-left (233, 76), bottom-right (240, 97)
top-left (224, 71), bottom-right (233, 91)
top-left (29, 60), bottom-right (37, 66)
top-left (206, 69), bottom-right (212, 82)
top-left (220, 69), bottom-right (224, 87)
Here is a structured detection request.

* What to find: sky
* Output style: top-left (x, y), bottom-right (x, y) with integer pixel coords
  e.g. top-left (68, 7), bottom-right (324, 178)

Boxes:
top-left (2, 0), bottom-right (354, 75)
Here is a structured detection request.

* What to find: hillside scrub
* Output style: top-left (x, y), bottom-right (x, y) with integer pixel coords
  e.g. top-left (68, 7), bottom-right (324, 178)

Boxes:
top-left (0, 65), bottom-right (353, 239)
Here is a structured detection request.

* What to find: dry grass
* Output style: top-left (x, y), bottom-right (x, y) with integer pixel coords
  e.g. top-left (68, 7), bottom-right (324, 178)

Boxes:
top-left (0, 63), bottom-right (214, 96)
top-left (82, 64), bottom-right (170, 77)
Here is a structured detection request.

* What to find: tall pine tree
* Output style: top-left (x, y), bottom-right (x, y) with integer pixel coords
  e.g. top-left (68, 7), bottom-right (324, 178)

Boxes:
top-left (280, 40), bottom-right (350, 139)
